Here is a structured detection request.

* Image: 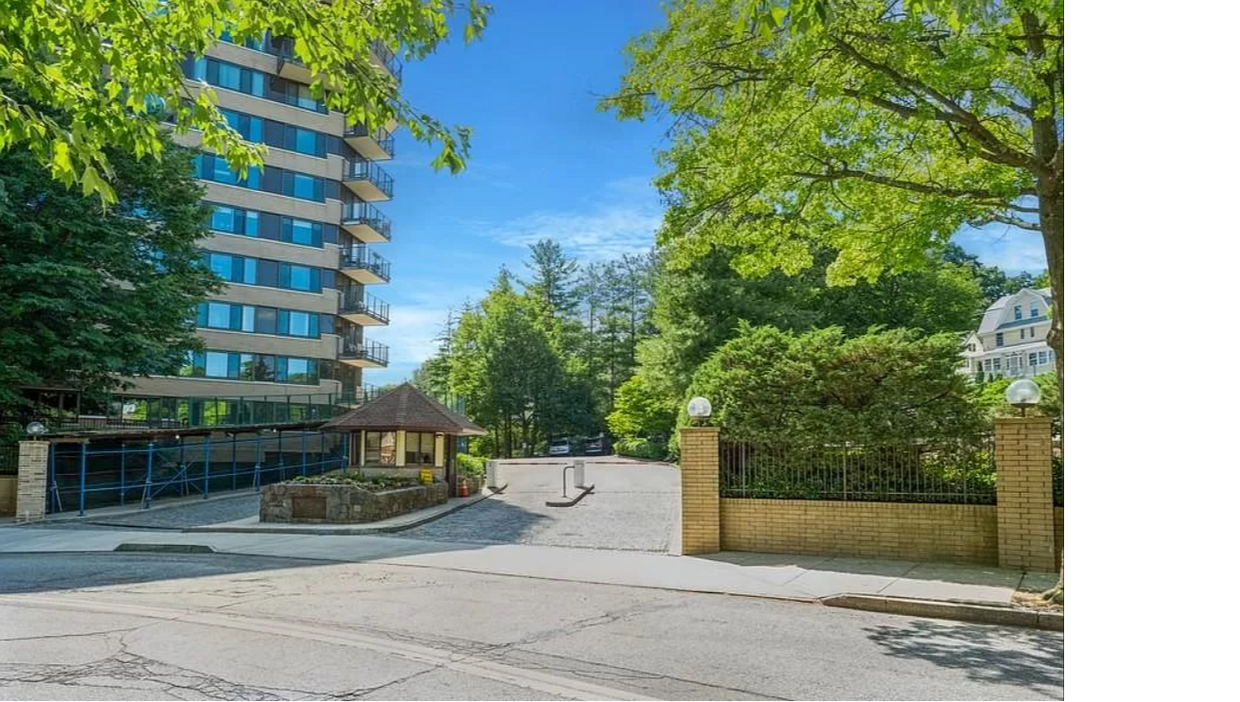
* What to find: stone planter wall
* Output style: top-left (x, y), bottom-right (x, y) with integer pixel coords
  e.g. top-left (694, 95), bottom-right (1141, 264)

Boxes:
top-left (261, 480), bottom-right (449, 524)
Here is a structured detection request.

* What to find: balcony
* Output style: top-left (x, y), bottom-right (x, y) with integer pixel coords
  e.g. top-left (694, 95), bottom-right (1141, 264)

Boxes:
top-left (343, 123), bottom-right (395, 161)
top-left (339, 245), bottom-right (391, 285)
top-left (343, 159), bottom-right (394, 202)
top-left (371, 41), bottom-right (403, 84)
top-left (339, 338), bottom-right (390, 368)
top-left (267, 36), bottom-right (313, 83)
top-left (340, 201), bottom-right (391, 243)
top-left (339, 291), bottom-right (390, 326)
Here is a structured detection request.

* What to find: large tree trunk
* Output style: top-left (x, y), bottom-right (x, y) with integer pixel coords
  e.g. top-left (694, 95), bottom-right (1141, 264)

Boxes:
top-left (1039, 164), bottom-right (1065, 606)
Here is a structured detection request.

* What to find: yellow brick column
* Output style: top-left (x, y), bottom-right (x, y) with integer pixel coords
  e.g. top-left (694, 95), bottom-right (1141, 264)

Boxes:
top-left (679, 426), bottom-right (720, 555)
top-left (15, 440), bottom-right (50, 522)
top-left (995, 417), bottom-right (1056, 572)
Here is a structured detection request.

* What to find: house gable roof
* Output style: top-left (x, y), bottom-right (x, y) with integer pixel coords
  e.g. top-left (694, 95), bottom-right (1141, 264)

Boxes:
top-left (978, 288), bottom-right (1052, 335)
top-left (322, 383), bottom-right (486, 435)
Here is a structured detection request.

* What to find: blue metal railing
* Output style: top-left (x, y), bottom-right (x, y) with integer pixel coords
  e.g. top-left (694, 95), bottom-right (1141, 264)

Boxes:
top-left (47, 430), bottom-right (350, 515)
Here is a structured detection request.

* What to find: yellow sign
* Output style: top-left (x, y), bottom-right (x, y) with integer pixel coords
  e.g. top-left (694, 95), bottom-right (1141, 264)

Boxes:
top-left (420, 469), bottom-right (433, 485)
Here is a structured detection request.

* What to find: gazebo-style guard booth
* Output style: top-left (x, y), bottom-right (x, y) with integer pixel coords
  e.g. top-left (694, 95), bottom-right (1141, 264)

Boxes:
top-left (322, 383), bottom-right (485, 487)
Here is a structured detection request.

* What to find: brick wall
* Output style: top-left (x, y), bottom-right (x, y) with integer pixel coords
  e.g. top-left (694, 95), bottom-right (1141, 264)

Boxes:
top-left (15, 440), bottom-right (49, 522)
top-left (720, 499), bottom-right (999, 565)
top-left (0, 476), bottom-right (16, 516)
top-left (679, 417), bottom-right (1061, 571)
top-left (995, 417), bottom-right (1057, 572)
top-left (680, 426), bottom-right (720, 554)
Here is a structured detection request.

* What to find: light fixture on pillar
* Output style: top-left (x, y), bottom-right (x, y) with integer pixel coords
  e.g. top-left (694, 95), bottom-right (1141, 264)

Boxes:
top-left (1005, 378), bottom-right (1042, 417)
top-left (686, 396), bottom-right (712, 426)
top-left (24, 421), bottom-right (48, 438)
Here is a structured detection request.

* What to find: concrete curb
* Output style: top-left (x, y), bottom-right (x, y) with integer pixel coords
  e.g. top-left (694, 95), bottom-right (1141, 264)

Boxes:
top-left (114, 542), bottom-right (217, 554)
top-left (821, 594), bottom-right (1063, 631)
top-left (183, 491), bottom-right (494, 536)
top-left (546, 485), bottom-right (594, 507)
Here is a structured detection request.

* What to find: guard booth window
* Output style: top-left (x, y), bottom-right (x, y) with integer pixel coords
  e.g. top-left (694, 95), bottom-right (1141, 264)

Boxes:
top-left (404, 432), bottom-right (436, 466)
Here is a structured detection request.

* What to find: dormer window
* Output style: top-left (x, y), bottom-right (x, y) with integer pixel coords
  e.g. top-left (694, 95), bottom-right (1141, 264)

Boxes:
top-left (1014, 304), bottom-right (1023, 320)
top-left (1030, 306), bottom-right (1040, 318)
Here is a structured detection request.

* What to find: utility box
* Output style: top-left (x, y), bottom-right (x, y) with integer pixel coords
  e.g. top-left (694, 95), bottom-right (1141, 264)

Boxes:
top-left (573, 459), bottom-right (586, 489)
top-left (486, 460), bottom-right (499, 489)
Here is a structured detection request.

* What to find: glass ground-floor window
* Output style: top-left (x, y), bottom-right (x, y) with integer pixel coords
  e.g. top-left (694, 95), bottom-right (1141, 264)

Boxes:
top-left (364, 431), bottom-right (396, 465)
top-left (404, 432), bottom-right (439, 466)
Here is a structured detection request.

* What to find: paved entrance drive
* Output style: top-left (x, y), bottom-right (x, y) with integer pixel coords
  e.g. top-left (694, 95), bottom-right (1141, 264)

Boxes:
top-left (385, 457), bottom-right (680, 552)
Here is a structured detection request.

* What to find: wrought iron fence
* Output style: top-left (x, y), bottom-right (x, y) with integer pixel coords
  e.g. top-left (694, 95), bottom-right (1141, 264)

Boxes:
top-left (720, 434), bottom-right (997, 504)
top-left (0, 443), bottom-right (17, 476)
top-left (47, 430), bottom-right (348, 515)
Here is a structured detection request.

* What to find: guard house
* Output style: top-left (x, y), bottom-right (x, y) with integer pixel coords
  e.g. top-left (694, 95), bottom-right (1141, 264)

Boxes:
top-left (321, 383), bottom-right (485, 485)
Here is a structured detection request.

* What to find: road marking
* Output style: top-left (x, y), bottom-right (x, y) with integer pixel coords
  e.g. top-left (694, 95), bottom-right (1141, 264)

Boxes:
top-left (0, 595), bottom-right (658, 701)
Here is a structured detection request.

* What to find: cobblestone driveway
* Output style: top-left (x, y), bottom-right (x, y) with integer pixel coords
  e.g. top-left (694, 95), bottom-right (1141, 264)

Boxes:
top-left (386, 458), bottom-right (680, 552)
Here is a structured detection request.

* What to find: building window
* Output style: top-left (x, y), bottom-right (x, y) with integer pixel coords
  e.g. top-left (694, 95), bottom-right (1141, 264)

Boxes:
top-left (1014, 305), bottom-right (1022, 320)
top-left (1030, 306), bottom-right (1040, 318)
top-left (996, 333), bottom-right (1005, 347)
top-left (286, 218), bottom-right (318, 246)
top-left (204, 351), bottom-right (230, 378)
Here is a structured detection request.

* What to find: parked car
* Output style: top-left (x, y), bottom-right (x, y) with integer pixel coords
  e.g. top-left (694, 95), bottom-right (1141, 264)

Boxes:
top-left (583, 433), bottom-right (609, 455)
top-left (548, 438), bottom-right (572, 457)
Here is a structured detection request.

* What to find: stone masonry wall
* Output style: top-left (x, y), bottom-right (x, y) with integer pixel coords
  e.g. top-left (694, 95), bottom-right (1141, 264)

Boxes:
top-left (261, 480), bottom-right (448, 524)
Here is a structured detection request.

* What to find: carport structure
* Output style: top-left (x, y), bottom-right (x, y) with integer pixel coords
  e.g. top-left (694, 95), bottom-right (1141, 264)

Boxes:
top-left (322, 383), bottom-right (485, 487)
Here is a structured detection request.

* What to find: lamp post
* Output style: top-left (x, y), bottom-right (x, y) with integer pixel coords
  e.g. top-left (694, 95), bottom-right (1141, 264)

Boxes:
top-left (25, 421), bottom-right (48, 440)
top-left (1005, 378), bottom-right (1042, 417)
top-left (687, 396), bottom-right (712, 426)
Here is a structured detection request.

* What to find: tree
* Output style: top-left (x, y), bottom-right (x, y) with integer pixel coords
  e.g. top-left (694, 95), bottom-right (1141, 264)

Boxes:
top-left (607, 374), bottom-right (676, 443)
top-left (605, 0), bottom-right (1062, 397)
top-left (687, 324), bottom-right (985, 444)
top-left (0, 134), bottom-right (220, 410)
top-left (522, 238), bottom-right (582, 320)
top-left (608, 0), bottom-right (1063, 602)
top-left (0, 0), bottom-right (490, 203)
top-left (638, 244), bottom-right (986, 412)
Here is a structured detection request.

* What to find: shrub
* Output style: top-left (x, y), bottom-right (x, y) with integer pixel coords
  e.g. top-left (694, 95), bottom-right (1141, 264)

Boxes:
top-left (615, 437), bottom-right (668, 460)
top-left (685, 324), bottom-right (986, 445)
top-left (288, 473), bottom-right (419, 492)
top-left (456, 453), bottom-right (486, 477)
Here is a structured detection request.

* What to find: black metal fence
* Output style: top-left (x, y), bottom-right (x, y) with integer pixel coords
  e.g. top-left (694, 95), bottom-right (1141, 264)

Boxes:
top-left (0, 443), bottom-right (17, 476)
top-left (720, 435), bottom-right (997, 505)
top-left (47, 430), bottom-right (348, 515)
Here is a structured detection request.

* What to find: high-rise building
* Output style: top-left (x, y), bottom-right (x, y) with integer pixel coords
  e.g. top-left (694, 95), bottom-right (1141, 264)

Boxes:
top-left (124, 35), bottom-right (400, 410)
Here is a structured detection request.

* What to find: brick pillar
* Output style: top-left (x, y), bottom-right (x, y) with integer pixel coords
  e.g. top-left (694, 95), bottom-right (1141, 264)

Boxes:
top-left (995, 417), bottom-right (1056, 572)
top-left (679, 426), bottom-right (720, 555)
top-left (15, 440), bottom-right (50, 522)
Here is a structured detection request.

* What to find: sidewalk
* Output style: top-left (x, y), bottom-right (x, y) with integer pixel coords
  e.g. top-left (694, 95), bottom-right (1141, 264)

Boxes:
top-left (0, 524), bottom-right (1054, 611)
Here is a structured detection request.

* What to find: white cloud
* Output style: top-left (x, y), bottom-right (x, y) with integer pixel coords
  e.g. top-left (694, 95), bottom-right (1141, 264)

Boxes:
top-left (953, 224), bottom-right (1047, 273)
top-left (481, 177), bottom-right (661, 261)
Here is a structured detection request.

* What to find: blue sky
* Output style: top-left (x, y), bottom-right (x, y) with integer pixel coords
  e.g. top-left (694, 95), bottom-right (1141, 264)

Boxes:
top-left (364, 0), bottom-right (1047, 386)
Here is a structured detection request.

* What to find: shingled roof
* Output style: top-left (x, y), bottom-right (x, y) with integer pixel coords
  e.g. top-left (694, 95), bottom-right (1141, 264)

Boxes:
top-left (322, 383), bottom-right (486, 435)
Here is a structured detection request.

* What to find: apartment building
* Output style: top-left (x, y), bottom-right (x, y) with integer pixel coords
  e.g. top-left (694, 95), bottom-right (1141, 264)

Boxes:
top-left (961, 287), bottom-right (1056, 380)
top-left (123, 35), bottom-right (399, 410)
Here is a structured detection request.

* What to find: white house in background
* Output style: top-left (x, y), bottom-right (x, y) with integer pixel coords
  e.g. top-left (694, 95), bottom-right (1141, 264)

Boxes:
top-left (961, 288), bottom-right (1056, 380)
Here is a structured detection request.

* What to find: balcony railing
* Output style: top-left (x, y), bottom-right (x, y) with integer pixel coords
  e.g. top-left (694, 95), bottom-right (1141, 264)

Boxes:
top-left (343, 123), bottom-right (395, 160)
top-left (340, 201), bottom-right (392, 243)
top-left (340, 338), bottom-right (390, 367)
top-left (343, 159), bottom-right (394, 201)
top-left (340, 245), bottom-right (391, 283)
top-left (371, 41), bottom-right (403, 83)
top-left (339, 291), bottom-right (391, 325)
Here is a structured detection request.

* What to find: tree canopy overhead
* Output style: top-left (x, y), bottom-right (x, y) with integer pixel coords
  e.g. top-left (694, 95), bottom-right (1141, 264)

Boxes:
top-left (0, 0), bottom-right (491, 203)
top-left (604, 0), bottom-right (1064, 380)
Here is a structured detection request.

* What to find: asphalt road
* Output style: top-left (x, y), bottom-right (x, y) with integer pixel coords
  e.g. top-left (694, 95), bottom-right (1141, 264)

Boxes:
top-left (388, 458), bottom-right (681, 552)
top-left (0, 553), bottom-right (1063, 700)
